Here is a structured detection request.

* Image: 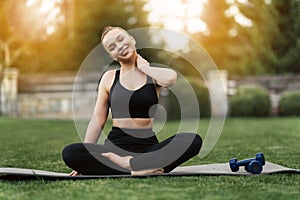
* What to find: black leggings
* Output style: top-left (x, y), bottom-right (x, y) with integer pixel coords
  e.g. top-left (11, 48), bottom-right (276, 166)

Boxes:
top-left (62, 127), bottom-right (202, 175)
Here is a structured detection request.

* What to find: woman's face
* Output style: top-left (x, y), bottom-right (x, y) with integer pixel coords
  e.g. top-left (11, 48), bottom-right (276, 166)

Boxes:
top-left (102, 28), bottom-right (136, 62)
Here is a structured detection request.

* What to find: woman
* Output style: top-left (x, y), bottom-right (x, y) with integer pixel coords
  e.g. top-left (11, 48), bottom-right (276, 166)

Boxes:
top-left (62, 26), bottom-right (202, 176)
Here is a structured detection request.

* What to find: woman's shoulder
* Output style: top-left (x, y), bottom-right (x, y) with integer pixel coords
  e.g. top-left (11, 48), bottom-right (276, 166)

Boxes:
top-left (99, 69), bottom-right (119, 89)
top-left (102, 69), bottom-right (118, 80)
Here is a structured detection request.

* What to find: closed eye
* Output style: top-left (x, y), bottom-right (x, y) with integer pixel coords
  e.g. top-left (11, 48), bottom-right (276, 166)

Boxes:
top-left (117, 35), bottom-right (124, 41)
top-left (108, 44), bottom-right (116, 51)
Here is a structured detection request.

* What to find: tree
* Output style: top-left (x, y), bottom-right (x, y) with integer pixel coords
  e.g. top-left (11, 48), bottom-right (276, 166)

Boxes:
top-left (234, 0), bottom-right (300, 74)
top-left (0, 0), bottom-right (71, 73)
top-left (194, 0), bottom-right (300, 76)
top-left (0, 1), bottom-right (29, 75)
top-left (194, 0), bottom-right (246, 75)
top-left (237, 0), bottom-right (278, 74)
top-left (277, 0), bottom-right (300, 73)
top-left (0, 0), bottom-right (150, 73)
top-left (63, 0), bottom-right (151, 72)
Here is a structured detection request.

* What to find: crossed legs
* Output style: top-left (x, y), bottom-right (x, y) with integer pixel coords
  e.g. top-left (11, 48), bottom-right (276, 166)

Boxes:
top-left (62, 132), bottom-right (202, 175)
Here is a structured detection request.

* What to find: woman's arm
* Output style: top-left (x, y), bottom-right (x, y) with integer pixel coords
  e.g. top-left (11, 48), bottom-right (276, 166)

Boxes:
top-left (136, 54), bottom-right (177, 88)
top-left (84, 72), bottom-right (111, 143)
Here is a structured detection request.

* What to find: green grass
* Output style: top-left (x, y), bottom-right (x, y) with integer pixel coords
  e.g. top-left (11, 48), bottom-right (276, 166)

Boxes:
top-left (0, 117), bottom-right (299, 200)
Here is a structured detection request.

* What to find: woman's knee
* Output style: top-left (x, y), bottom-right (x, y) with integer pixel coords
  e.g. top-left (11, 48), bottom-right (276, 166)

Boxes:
top-left (62, 143), bottom-right (84, 164)
top-left (178, 132), bottom-right (202, 144)
top-left (191, 134), bottom-right (202, 154)
top-left (192, 133), bottom-right (202, 148)
top-left (178, 132), bottom-right (202, 155)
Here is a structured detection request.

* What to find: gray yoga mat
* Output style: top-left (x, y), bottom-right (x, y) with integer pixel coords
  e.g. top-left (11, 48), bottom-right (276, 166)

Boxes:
top-left (0, 162), bottom-right (299, 180)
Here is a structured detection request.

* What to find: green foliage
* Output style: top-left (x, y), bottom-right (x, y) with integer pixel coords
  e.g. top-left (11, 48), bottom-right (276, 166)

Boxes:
top-left (197, 1), bottom-right (237, 73)
top-left (1, 0), bottom-right (299, 75)
top-left (167, 77), bottom-right (210, 120)
top-left (278, 0), bottom-right (300, 73)
top-left (279, 90), bottom-right (300, 116)
top-left (0, 0), bottom-right (150, 73)
top-left (238, 0), bottom-right (300, 74)
top-left (197, 0), bottom-right (300, 75)
top-left (229, 86), bottom-right (271, 117)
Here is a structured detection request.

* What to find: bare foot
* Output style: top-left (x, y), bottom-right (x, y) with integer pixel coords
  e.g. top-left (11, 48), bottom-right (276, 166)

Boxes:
top-left (101, 152), bottom-right (133, 170)
top-left (69, 170), bottom-right (79, 176)
top-left (101, 152), bottom-right (164, 176)
top-left (131, 168), bottom-right (164, 176)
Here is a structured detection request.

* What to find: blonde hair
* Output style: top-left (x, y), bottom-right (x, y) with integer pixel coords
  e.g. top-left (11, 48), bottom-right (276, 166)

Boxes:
top-left (100, 26), bottom-right (126, 43)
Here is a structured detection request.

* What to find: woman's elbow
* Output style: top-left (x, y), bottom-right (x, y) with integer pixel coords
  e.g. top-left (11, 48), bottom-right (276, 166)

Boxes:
top-left (163, 71), bottom-right (177, 88)
top-left (169, 71), bottom-right (177, 86)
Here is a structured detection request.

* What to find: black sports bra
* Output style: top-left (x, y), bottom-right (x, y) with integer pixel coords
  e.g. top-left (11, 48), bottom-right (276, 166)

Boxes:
top-left (108, 70), bottom-right (158, 118)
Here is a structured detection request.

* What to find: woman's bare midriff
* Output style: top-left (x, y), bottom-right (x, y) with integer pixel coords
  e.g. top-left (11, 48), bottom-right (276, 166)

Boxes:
top-left (112, 118), bottom-right (154, 129)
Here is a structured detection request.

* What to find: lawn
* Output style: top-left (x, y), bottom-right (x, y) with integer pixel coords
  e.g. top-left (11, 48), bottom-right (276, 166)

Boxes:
top-left (0, 117), bottom-right (299, 200)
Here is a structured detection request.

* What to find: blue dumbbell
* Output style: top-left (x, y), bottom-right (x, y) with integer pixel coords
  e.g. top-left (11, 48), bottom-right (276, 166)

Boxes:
top-left (229, 153), bottom-right (265, 174)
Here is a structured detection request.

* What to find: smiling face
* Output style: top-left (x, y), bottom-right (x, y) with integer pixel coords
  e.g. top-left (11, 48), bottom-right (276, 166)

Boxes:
top-left (102, 27), bottom-right (136, 62)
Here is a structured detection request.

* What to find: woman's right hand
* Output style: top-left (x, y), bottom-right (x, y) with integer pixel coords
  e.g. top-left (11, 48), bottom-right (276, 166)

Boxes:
top-left (69, 170), bottom-right (79, 176)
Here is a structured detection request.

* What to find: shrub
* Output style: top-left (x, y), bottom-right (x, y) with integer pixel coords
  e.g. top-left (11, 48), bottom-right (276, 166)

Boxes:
top-left (279, 90), bottom-right (300, 116)
top-left (229, 86), bottom-right (270, 117)
top-left (167, 77), bottom-right (210, 120)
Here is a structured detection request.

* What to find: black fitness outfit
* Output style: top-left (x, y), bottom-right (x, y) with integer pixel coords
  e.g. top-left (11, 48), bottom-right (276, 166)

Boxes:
top-left (62, 70), bottom-right (202, 175)
top-left (109, 69), bottom-right (158, 118)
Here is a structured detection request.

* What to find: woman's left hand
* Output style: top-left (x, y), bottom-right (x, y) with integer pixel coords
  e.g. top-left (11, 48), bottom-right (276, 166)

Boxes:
top-left (135, 53), bottom-right (177, 88)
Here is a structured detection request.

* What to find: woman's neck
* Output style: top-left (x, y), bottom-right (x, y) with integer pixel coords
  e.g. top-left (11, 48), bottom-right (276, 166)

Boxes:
top-left (119, 52), bottom-right (137, 71)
